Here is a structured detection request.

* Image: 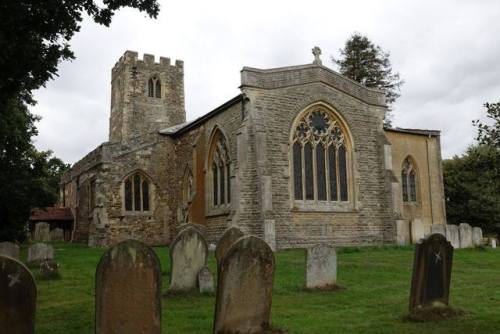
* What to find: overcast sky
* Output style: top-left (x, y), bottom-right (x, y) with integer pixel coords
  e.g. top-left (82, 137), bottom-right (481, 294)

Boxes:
top-left (32, 0), bottom-right (500, 164)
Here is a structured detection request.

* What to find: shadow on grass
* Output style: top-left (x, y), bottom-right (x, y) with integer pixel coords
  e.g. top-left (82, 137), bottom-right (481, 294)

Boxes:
top-left (402, 305), bottom-right (469, 323)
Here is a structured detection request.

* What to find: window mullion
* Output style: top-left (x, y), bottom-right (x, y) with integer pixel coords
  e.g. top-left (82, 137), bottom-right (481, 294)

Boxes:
top-left (301, 144), bottom-right (305, 201)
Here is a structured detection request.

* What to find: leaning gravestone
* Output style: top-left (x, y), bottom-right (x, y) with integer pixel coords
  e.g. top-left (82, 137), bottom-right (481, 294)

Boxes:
top-left (0, 242), bottom-right (20, 260)
top-left (27, 243), bottom-right (54, 265)
top-left (472, 227), bottom-right (483, 247)
top-left (0, 255), bottom-right (37, 334)
top-left (215, 226), bottom-right (245, 265)
top-left (50, 228), bottom-right (64, 241)
top-left (306, 244), bottom-right (337, 289)
top-left (96, 239), bottom-right (161, 334)
top-left (445, 224), bottom-right (460, 249)
top-left (198, 266), bottom-right (215, 294)
top-left (409, 233), bottom-right (453, 311)
top-left (431, 224), bottom-right (446, 236)
top-left (459, 223), bottom-right (473, 248)
top-left (214, 236), bottom-right (275, 334)
top-left (34, 222), bottom-right (50, 242)
top-left (169, 226), bottom-right (208, 291)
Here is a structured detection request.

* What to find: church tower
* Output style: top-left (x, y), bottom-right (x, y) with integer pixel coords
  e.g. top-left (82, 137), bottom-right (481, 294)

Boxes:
top-left (109, 51), bottom-right (185, 143)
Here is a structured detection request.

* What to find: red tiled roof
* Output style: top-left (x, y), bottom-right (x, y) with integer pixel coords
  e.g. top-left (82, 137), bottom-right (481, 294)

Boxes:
top-left (30, 207), bottom-right (74, 221)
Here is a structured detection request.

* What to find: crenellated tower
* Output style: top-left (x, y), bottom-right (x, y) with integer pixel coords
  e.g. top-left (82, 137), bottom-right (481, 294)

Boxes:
top-left (109, 51), bottom-right (186, 143)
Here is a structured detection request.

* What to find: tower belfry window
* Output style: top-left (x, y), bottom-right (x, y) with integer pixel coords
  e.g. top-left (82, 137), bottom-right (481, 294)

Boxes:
top-left (148, 76), bottom-right (161, 98)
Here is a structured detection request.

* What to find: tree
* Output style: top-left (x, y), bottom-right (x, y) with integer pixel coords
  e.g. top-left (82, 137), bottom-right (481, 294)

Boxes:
top-left (332, 33), bottom-right (403, 126)
top-left (473, 102), bottom-right (500, 149)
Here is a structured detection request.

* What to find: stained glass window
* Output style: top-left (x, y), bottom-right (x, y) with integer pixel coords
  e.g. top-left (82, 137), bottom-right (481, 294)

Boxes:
top-left (213, 164), bottom-right (218, 206)
top-left (125, 179), bottom-right (133, 211)
top-left (293, 142), bottom-right (303, 200)
top-left (402, 158), bottom-right (417, 203)
top-left (142, 181), bottom-right (149, 211)
top-left (155, 79), bottom-right (161, 98)
top-left (148, 79), bottom-right (154, 97)
top-left (316, 144), bottom-right (326, 200)
top-left (209, 131), bottom-right (231, 208)
top-left (304, 142), bottom-right (314, 200)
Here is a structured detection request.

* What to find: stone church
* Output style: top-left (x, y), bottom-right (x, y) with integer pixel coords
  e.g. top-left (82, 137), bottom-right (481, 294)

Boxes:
top-left (60, 48), bottom-right (446, 248)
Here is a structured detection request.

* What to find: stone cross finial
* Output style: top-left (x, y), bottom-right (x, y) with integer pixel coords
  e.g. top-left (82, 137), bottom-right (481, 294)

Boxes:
top-left (312, 46), bottom-right (322, 66)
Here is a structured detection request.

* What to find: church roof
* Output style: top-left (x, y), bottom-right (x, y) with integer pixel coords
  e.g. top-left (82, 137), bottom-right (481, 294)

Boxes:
top-left (385, 127), bottom-right (441, 137)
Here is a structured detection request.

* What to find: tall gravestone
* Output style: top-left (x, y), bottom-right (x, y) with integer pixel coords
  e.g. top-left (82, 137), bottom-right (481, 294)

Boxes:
top-left (431, 224), bottom-right (446, 236)
top-left (215, 226), bottom-right (245, 266)
top-left (169, 226), bottom-right (208, 291)
top-left (411, 219), bottom-right (425, 244)
top-left (0, 255), bottom-right (37, 334)
top-left (306, 244), bottom-right (337, 289)
top-left (458, 223), bottom-right (473, 248)
top-left (472, 227), bottom-right (483, 247)
top-left (445, 224), bottom-right (460, 249)
top-left (50, 228), bottom-right (64, 241)
top-left (0, 242), bottom-right (20, 260)
top-left (409, 233), bottom-right (453, 311)
top-left (214, 236), bottom-right (275, 334)
top-left (27, 243), bottom-right (54, 265)
top-left (396, 220), bottom-right (410, 245)
top-left (96, 239), bottom-right (161, 334)
top-left (34, 222), bottom-right (50, 242)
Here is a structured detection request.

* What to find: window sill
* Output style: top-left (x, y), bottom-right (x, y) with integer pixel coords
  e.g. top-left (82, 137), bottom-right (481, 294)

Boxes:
top-left (292, 201), bottom-right (356, 213)
top-left (122, 211), bottom-right (154, 217)
top-left (206, 206), bottom-right (230, 218)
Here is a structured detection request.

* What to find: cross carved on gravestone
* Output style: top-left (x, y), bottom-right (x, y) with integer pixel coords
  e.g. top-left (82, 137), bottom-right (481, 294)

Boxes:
top-left (312, 46), bottom-right (322, 66)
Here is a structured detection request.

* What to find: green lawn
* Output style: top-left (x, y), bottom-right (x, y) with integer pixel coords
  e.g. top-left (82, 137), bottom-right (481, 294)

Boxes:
top-left (24, 242), bottom-right (500, 333)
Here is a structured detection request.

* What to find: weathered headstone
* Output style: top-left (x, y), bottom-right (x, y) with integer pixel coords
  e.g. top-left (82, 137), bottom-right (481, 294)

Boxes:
top-left (396, 220), bottom-right (410, 245)
top-left (0, 255), bottom-right (37, 334)
top-left (491, 239), bottom-right (497, 249)
top-left (0, 242), bottom-right (20, 260)
top-left (472, 227), bottom-right (483, 247)
top-left (445, 224), bottom-right (460, 249)
top-left (431, 224), bottom-right (446, 236)
top-left (96, 239), bottom-right (161, 334)
top-left (409, 233), bottom-right (453, 311)
top-left (411, 219), bottom-right (425, 244)
top-left (214, 236), bottom-right (275, 334)
top-left (305, 244), bottom-right (337, 289)
top-left (458, 223), bottom-right (473, 248)
top-left (215, 226), bottom-right (244, 265)
top-left (169, 226), bottom-right (208, 291)
top-left (198, 266), bottom-right (214, 294)
top-left (27, 243), bottom-right (54, 265)
top-left (34, 222), bottom-right (50, 242)
top-left (264, 219), bottom-right (276, 251)
top-left (49, 228), bottom-right (64, 241)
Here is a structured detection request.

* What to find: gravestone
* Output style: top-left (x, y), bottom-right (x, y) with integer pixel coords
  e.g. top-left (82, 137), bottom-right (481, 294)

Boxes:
top-left (0, 242), bottom-right (20, 260)
top-left (396, 220), bottom-right (410, 245)
top-left (305, 244), bottom-right (337, 289)
top-left (472, 227), bottom-right (483, 247)
top-left (409, 233), bottom-right (453, 311)
top-left (214, 236), bottom-right (275, 334)
top-left (169, 227), bottom-right (208, 291)
top-left (445, 224), bottom-right (460, 249)
top-left (50, 228), bottom-right (64, 241)
top-left (411, 219), bottom-right (425, 244)
top-left (491, 239), bottom-right (497, 249)
top-left (34, 222), bottom-right (50, 242)
top-left (96, 239), bottom-right (161, 334)
top-left (27, 243), bottom-right (54, 265)
top-left (215, 226), bottom-right (244, 265)
top-left (458, 223), bottom-right (473, 248)
top-left (198, 266), bottom-right (214, 294)
top-left (39, 259), bottom-right (59, 280)
top-left (0, 255), bottom-right (37, 334)
top-left (431, 224), bottom-right (446, 236)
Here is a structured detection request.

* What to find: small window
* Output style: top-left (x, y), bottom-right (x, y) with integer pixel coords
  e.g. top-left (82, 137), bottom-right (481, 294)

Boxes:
top-left (123, 172), bottom-right (152, 212)
top-left (147, 76), bottom-right (161, 98)
top-left (402, 158), bottom-right (418, 203)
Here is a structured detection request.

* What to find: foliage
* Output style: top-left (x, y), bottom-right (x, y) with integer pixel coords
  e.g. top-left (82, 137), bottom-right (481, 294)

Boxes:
top-left (443, 145), bottom-right (500, 233)
top-left (332, 33), bottom-right (403, 126)
top-left (473, 102), bottom-right (500, 149)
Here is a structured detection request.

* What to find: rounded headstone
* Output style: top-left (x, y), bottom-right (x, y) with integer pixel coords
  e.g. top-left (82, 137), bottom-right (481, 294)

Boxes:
top-left (0, 242), bottom-right (20, 260)
top-left (198, 266), bottom-right (214, 294)
top-left (95, 239), bottom-right (162, 334)
top-left (472, 227), bottom-right (483, 247)
top-left (445, 224), bottom-right (460, 249)
top-left (0, 255), bottom-right (37, 334)
top-left (458, 223), bottom-right (473, 248)
top-left (306, 244), bottom-right (337, 289)
top-left (34, 222), bottom-right (50, 242)
top-left (27, 243), bottom-right (54, 265)
top-left (215, 226), bottom-right (244, 265)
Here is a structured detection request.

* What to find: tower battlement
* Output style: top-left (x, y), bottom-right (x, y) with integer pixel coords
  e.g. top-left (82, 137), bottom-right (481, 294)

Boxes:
top-left (112, 50), bottom-right (183, 76)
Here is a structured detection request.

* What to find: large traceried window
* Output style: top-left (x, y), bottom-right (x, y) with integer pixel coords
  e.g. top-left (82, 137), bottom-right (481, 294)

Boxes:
top-left (209, 130), bottom-right (231, 208)
top-left (291, 107), bottom-right (350, 203)
top-left (401, 157), bottom-right (417, 203)
top-left (124, 172), bottom-right (151, 212)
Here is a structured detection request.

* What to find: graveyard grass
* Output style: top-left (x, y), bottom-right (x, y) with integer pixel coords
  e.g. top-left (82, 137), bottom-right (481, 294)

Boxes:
top-left (27, 243), bottom-right (500, 334)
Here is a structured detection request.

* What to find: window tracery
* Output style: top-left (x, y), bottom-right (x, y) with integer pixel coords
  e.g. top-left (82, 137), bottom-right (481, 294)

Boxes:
top-left (124, 172), bottom-right (151, 212)
top-left (148, 76), bottom-right (161, 98)
top-left (401, 158), bottom-right (417, 203)
top-left (209, 131), bottom-right (231, 208)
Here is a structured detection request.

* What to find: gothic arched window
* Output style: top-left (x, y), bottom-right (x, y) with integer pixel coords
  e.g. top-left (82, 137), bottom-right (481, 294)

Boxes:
top-left (291, 107), bottom-right (350, 203)
top-left (147, 76), bottom-right (161, 98)
top-left (124, 172), bottom-right (152, 212)
top-left (401, 157), bottom-right (417, 203)
top-left (208, 130), bottom-right (231, 208)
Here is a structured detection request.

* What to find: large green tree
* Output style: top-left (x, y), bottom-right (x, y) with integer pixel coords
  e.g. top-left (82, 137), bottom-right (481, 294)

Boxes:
top-left (332, 33), bottom-right (403, 126)
top-left (0, 0), bottom-right (159, 241)
top-left (473, 102), bottom-right (500, 149)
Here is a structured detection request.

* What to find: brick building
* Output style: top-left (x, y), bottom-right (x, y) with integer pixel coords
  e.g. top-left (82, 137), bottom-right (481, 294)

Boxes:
top-left (60, 49), bottom-right (446, 248)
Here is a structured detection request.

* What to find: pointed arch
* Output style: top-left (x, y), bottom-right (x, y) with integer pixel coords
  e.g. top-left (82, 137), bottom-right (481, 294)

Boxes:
top-left (401, 156), bottom-right (418, 203)
top-left (207, 126), bottom-right (231, 208)
top-left (121, 170), bottom-right (154, 212)
top-left (147, 75), bottom-right (161, 98)
top-left (148, 78), bottom-right (154, 97)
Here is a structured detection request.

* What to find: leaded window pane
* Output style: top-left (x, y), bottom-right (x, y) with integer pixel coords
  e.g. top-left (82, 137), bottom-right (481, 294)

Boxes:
top-left (125, 180), bottom-right (133, 211)
top-left (142, 180), bottom-right (150, 211)
top-left (155, 79), bottom-right (161, 98)
top-left (148, 79), bottom-right (154, 97)
top-left (316, 144), bottom-right (326, 201)
top-left (293, 142), bottom-right (303, 200)
top-left (339, 145), bottom-right (348, 201)
top-left (219, 164), bottom-right (225, 204)
top-left (213, 164), bottom-right (218, 206)
top-left (134, 175), bottom-right (141, 211)
top-left (402, 170), bottom-right (408, 202)
top-left (304, 142), bottom-right (314, 200)
top-left (226, 164), bottom-right (231, 203)
top-left (409, 170), bottom-right (417, 202)
top-left (328, 144), bottom-right (338, 201)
